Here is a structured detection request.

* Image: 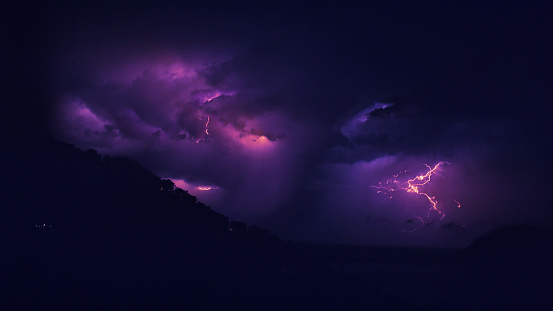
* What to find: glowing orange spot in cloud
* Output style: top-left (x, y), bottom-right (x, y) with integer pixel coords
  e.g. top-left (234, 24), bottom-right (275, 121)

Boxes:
top-left (239, 134), bottom-right (272, 148)
top-left (196, 186), bottom-right (218, 191)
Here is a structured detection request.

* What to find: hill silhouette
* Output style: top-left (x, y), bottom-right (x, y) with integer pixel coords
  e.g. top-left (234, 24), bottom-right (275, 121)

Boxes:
top-left (3, 136), bottom-right (425, 310)
top-left (459, 224), bottom-right (553, 269)
top-left (453, 224), bottom-right (553, 309)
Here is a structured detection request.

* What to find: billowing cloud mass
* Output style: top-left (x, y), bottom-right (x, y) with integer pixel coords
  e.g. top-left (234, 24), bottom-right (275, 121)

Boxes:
top-left (24, 1), bottom-right (552, 247)
top-left (53, 51), bottom-right (317, 220)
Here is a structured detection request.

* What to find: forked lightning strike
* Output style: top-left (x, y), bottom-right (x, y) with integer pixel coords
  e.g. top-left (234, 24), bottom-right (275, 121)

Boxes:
top-left (372, 161), bottom-right (459, 231)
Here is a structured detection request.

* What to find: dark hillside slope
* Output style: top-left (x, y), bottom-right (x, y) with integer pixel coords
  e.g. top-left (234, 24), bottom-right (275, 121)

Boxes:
top-left (459, 224), bottom-right (553, 269)
top-left (456, 224), bottom-right (553, 309)
top-left (2, 137), bottom-right (423, 310)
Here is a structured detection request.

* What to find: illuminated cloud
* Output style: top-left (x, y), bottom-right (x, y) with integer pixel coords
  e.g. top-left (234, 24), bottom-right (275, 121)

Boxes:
top-left (43, 2), bottom-right (552, 247)
top-left (53, 51), bottom-right (317, 223)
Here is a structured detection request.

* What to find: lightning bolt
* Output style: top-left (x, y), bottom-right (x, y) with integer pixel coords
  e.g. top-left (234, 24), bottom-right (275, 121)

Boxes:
top-left (402, 216), bottom-right (426, 233)
top-left (453, 199), bottom-right (461, 208)
top-left (372, 161), bottom-right (459, 231)
top-left (195, 115), bottom-right (210, 144)
top-left (401, 162), bottom-right (446, 220)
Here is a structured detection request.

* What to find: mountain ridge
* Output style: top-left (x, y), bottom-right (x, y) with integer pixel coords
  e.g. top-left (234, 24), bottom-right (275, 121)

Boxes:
top-left (3, 136), bottom-right (426, 310)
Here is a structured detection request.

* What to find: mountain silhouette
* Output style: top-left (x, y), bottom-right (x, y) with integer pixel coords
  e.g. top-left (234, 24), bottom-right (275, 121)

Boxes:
top-left (3, 136), bottom-right (424, 310)
top-left (452, 224), bottom-right (553, 309)
top-left (460, 224), bottom-right (553, 269)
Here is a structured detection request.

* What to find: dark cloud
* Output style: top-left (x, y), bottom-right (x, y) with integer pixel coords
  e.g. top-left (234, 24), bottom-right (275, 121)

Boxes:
top-left (13, 0), bottom-right (553, 247)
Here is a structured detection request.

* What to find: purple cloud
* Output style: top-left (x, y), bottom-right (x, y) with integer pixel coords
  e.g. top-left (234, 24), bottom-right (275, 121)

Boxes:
top-left (49, 41), bottom-right (552, 247)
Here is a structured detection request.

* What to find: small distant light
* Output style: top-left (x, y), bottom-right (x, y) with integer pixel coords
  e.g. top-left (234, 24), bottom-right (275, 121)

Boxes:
top-left (34, 224), bottom-right (52, 229)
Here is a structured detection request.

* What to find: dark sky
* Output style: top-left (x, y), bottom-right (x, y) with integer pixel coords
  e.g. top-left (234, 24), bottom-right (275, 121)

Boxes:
top-left (6, 1), bottom-right (553, 247)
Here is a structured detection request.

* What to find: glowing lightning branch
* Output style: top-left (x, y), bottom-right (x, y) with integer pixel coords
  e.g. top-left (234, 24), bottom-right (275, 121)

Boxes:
top-left (453, 199), bottom-right (461, 208)
top-left (195, 115), bottom-right (210, 144)
top-left (404, 216), bottom-right (426, 233)
top-left (403, 162), bottom-right (446, 220)
top-left (372, 161), bottom-right (459, 231)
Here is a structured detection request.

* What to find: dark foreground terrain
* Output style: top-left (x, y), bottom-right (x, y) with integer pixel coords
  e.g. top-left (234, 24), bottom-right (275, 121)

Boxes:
top-left (300, 234), bottom-right (553, 310)
top-left (3, 137), bottom-right (552, 310)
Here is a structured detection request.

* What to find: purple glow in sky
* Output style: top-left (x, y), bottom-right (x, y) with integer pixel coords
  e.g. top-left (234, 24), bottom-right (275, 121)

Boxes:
top-left (22, 1), bottom-right (550, 247)
top-left (54, 53), bottom-right (317, 222)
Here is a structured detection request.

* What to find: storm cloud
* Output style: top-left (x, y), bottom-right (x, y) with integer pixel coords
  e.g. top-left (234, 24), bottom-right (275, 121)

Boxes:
top-left (15, 0), bottom-right (553, 247)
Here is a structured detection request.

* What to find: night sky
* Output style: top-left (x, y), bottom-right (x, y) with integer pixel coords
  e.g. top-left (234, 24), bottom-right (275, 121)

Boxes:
top-left (6, 1), bottom-right (553, 247)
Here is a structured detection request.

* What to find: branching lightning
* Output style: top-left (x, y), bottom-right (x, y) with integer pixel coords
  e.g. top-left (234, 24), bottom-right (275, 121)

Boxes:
top-left (371, 161), bottom-right (460, 232)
